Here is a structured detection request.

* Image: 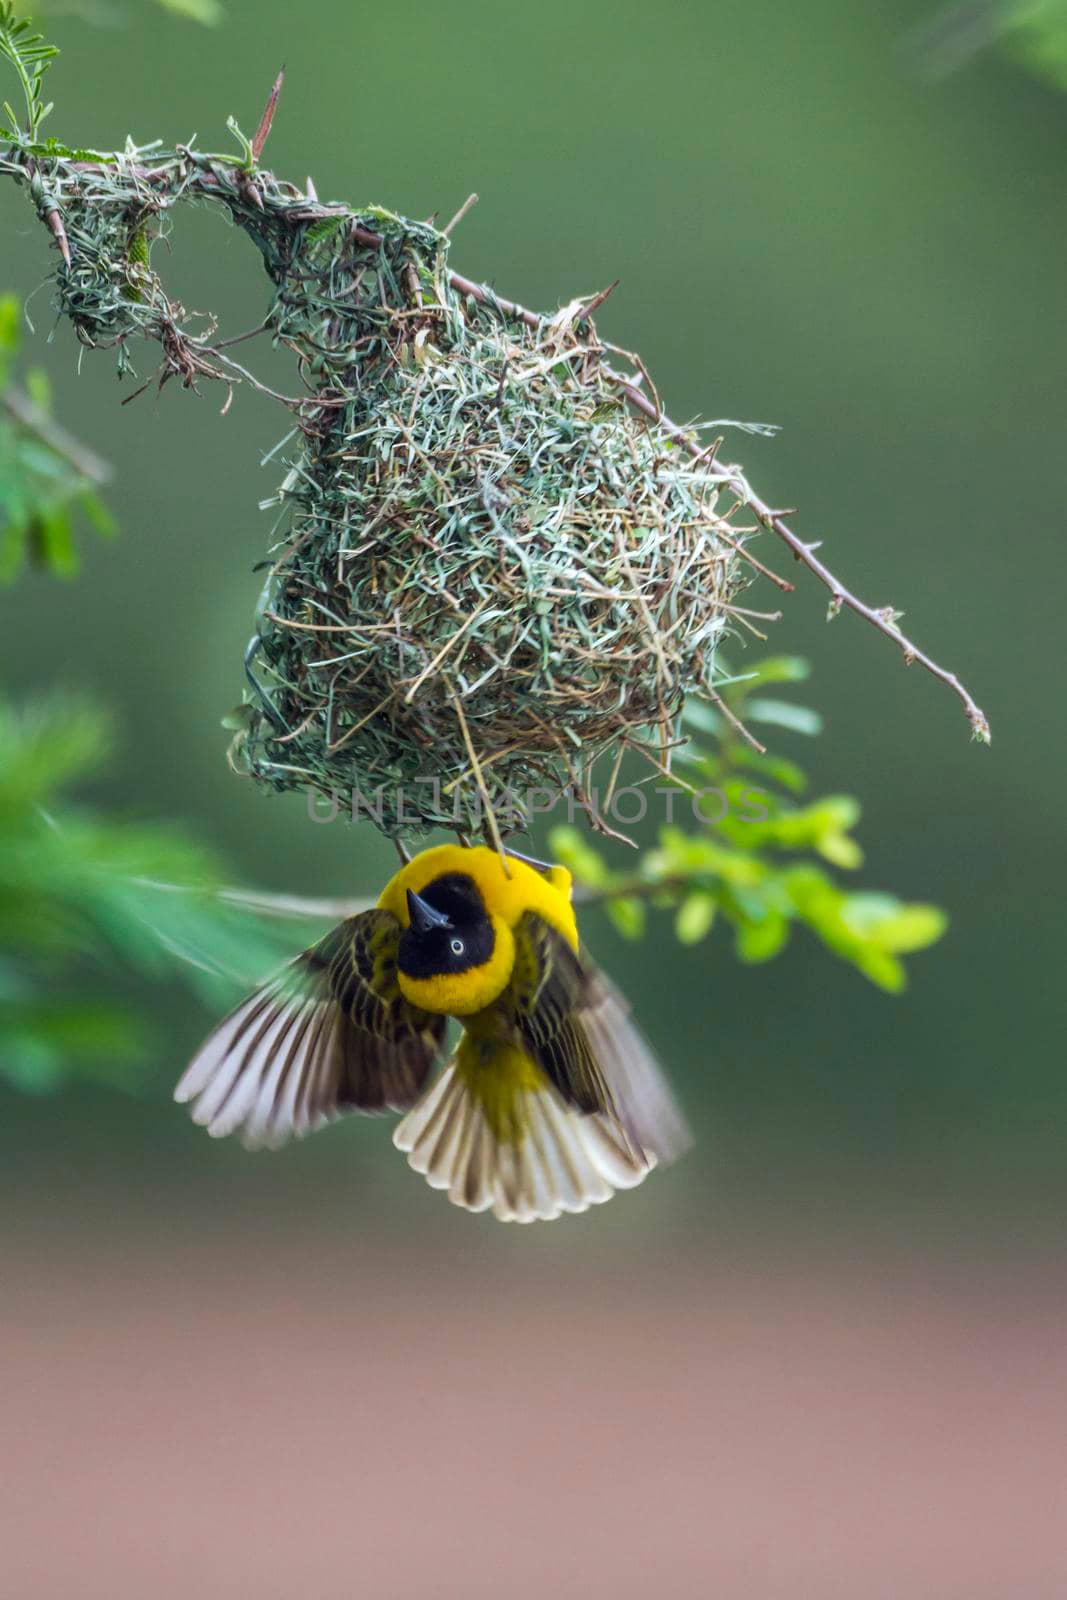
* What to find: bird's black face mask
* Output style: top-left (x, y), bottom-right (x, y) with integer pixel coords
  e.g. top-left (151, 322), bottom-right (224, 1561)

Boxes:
top-left (398, 874), bottom-right (495, 980)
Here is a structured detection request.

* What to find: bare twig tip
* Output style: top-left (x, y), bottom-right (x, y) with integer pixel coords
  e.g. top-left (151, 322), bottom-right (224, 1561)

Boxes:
top-left (582, 279), bottom-right (620, 319)
top-left (44, 205), bottom-right (71, 267)
top-left (970, 710), bottom-right (992, 745)
top-left (250, 66), bottom-right (285, 163)
top-left (442, 192), bottom-right (479, 237)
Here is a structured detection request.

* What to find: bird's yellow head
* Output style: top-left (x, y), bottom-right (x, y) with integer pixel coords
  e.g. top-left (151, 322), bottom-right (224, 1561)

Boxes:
top-left (396, 871), bottom-right (515, 1016)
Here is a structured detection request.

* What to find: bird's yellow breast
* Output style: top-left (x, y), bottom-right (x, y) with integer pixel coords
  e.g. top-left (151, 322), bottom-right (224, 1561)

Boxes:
top-left (377, 844), bottom-right (578, 1016)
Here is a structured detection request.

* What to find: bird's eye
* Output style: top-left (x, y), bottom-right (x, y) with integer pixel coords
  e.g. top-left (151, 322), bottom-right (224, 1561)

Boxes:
top-left (450, 938), bottom-right (464, 956)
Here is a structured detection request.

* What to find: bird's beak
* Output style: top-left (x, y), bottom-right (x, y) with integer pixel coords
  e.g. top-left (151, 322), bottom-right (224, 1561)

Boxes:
top-left (406, 887), bottom-right (453, 934)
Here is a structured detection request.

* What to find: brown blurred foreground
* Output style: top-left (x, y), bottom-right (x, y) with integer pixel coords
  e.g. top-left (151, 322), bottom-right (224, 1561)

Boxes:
top-left (4, 1211), bottom-right (1067, 1600)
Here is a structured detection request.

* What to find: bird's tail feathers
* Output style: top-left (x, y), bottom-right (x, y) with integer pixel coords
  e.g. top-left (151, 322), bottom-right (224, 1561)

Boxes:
top-left (392, 1044), bottom-right (651, 1223)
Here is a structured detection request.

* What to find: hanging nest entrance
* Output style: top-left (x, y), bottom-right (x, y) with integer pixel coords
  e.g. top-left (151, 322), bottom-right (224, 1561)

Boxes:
top-left (229, 212), bottom-right (749, 836)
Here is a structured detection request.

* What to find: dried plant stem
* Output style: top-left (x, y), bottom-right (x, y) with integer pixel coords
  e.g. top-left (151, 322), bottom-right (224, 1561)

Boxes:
top-left (450, 687), bottom-right (510, 869)
top-left (706, 687), bottom-right (767, 754)
top-left (442, 191), bottom-right (479, 236)
top-left (251, 67), bottom-right (285, 163)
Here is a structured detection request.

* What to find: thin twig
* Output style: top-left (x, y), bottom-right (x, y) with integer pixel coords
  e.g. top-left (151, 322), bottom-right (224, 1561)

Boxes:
top-left (711, 523), bottom-right (794, 593)
top-left (210, 318), bottom-right (270, 351)
top-left (706, 687), bottom-right (766, 754)
top-left (581, 279), bottom-right (620, 319)
top-left (447, 269), bottom-right (540, 330)
top-left (442, 191), bottom-right (478, 236)
top-left (604, 366), bottom-right (991, 743)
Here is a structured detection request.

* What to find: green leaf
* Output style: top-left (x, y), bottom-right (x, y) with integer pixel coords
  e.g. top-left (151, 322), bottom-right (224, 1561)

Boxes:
top-left (841, 895), bottom-right (948, 953)
top-left (26, 134), bottom-right (71, 156)
top-left (745, 697), bottom-right (824, 737)
top-left (304, 217), bottom-right (350, 250)
top-left (778, 866), bottom-right (944, 991)
top-left (548, 824), bottom-right (609, 887)
top-left (851, 947), bottom-right (907, 994)
top-left (0, 1038), bottom-right (65, 1093)
top-left (0, 510), bottom-right (27, 583)
top-left (78, 490), bottom-right (117, 540)
top-left (33, 506), bottom-right (79, 577)
top-left (153, 0), bottom-right (225, 22)
top-left (732, 655), bottom-right (811, 689)
top-left (0, 3), bottom-right (59, 138)
top-left (24, 364), bottom-right (51, 413)
top-left (736, 911), bottom-right (790, 963)
top-left (0, 291), bottom-right (20, 357)
top-left (25, 143), bottom-right (117, 163)
top-left (605, 896), bottom-right (645, 939)
top-left (713, 791), bottom-right (864, 867)
top-left (817, 830), bottom-right (864, 870)
top-left (571, 637), bottom-right (946, 995)
top-left (683, 699), bottom-right (722, 736)
top-left (0, 696), bottom-right (112, 812)
top-left (225, 114), bottom-right (256, 170)
top-left (0, 336), bottom-right (118, 577)
top-left (0, 688), bottom-right (335, 1100)
top-left (675, 889), bottom-right (717, 944)
top-left (1004, 0), bottom-right (1067, 90)
top-left (732, 746), bottom-right (809, 795)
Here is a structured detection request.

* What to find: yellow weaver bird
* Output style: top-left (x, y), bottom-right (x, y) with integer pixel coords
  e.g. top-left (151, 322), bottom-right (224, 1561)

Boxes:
top-left (175, 844), bottom-right (689, 1221)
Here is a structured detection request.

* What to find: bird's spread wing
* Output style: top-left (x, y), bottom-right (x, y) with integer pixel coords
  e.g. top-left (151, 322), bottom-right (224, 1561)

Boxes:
top-left (174, 911), bottom-right (446, 1149)
top-left (508, 912), bottom-right (691, 1168)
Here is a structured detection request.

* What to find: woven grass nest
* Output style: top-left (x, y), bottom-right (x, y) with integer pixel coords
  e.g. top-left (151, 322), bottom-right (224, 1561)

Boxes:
top-left (34, 149), bottom-right (752, 837)
top-left (227, 211), bottom-right (751, 838)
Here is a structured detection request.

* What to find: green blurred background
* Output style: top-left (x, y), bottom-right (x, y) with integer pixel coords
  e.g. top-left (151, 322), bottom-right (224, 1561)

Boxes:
top-left (2, 3), bottom-right (1066, 1593)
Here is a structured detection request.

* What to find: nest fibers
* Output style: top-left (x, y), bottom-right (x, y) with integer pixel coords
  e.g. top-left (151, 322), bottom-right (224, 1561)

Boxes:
top-left (30, 147), bottom-right (754, 837)
top-left (239, 214), bottom-right (751, 837)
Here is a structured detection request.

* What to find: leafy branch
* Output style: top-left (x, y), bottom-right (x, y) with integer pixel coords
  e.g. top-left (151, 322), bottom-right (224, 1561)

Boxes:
top-left (552, 658), bottom-right (947, 993)
top-left (0, 292), bottom-right (115, 580)
top-left (915, 0), bottom-right (1067, 90)
top-left (0, 694), bottom-right (327, 1093)
top-left (0, 2), bottom-right (55, 141)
